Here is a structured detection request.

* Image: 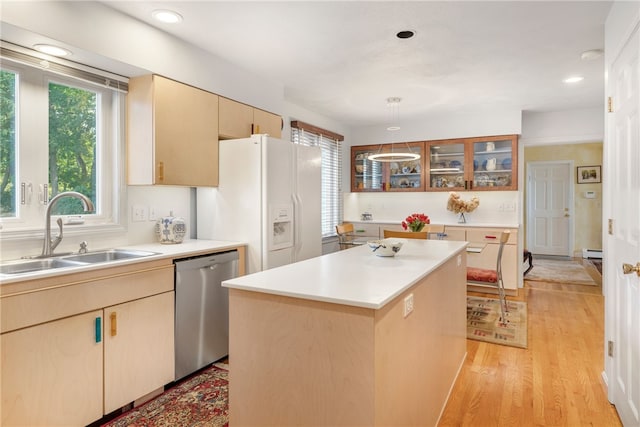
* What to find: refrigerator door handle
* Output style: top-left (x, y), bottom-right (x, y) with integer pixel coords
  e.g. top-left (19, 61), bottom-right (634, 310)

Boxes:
top-left (292, 193), bottom-right (301, 252)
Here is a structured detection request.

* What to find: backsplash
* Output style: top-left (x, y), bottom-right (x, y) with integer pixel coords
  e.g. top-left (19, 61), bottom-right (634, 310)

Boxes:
top-left (343, 191), bottom-right (520, 225)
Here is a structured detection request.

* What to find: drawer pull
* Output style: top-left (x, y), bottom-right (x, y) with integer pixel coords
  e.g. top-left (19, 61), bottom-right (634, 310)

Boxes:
top-left (95, 317), bottom-right (102, 343)
top-left (485, 235), bottom-right (497, 239)
top-left (110, 312), bottom-right (117, 337)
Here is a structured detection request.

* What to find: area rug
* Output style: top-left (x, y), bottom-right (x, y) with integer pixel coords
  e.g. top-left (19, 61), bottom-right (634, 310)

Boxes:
top-left (467, 297), bottom-right (528, 349)
top-left (102, 364), bottom-right (228, 427)
top-left (525, 258), bottom-right (597, 286)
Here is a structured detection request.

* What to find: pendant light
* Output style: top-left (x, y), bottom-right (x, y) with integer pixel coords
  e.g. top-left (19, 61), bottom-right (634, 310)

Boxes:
top-left (368, 97), bottom-right (420, 162)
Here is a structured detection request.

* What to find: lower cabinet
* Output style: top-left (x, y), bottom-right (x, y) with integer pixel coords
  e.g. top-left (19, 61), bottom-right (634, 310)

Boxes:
top-left (1, 310), bottom-right (104, 426)
top-left (1, 292), bottom-right (174, 426)
top-left (1, 276), bottom-right (175, 426)
top-left (104, 291), bottom-right (175, 413)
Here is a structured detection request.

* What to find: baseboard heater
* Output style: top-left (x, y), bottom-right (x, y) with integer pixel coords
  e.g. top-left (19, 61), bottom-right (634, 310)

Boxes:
top-left (582, 248), bottom-right (603, 259)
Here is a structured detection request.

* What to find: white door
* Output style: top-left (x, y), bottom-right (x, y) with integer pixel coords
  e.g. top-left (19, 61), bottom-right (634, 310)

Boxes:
top-left (605, 16), bottom-right (640, 426)
top-left (526, 161), bottom-right (573, 256)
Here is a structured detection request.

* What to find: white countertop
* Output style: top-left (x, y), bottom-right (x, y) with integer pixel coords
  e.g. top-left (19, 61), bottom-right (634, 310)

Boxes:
top-left (0, 239), bottom-right (245, 285)
top-left (223, 239), bottom-right (468, 310)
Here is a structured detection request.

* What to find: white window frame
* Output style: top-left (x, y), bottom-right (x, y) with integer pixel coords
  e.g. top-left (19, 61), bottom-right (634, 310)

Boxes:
top-left (0, 52), bottom-right (127, 239)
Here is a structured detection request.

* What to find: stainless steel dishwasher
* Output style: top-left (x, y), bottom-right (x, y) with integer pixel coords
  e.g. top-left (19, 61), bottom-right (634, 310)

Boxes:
top-left (174, 250), bottom-right (238, 380)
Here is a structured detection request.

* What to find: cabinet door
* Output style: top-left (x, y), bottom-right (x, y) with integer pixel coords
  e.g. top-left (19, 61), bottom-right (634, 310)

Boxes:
top-left (386, 141), bottom-right (425, 191)
top-left (471, 136), bottom-right (517, 190)
top-left (219, 97), bottom-right (253, 139)
top-left (351, 145), bottom-right (385, 191)
top-left (104, 291), bottom-right (175, 413)
top-left (253, 108), bottom-right (282, 138)
top-left (426, 140), bottom-right (467, 191)
top-left (154, 76), bottom-right (219, 186)
top-left (1, 311), bottom-right (103, 426)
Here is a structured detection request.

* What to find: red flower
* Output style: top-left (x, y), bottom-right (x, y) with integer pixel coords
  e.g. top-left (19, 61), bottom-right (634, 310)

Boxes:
top-left (402, 213), bottom-right (430, 232)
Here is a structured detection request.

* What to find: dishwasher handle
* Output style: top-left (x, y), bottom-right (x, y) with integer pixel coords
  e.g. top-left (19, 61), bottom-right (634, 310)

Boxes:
top-left (174, 250), bottom-right (239, 272)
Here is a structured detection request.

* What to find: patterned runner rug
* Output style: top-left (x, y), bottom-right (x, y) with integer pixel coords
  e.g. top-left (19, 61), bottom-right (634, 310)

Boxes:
top-left (102, 364), bottom-right (228, 427)
top-left (467, 296), bottom-right (528, 349)
top-left (525, 258), bottom-right (597, 286)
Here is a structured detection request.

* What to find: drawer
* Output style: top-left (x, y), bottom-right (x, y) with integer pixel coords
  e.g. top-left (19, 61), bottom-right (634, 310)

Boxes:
top-left (441, 227), bottom-right (467, 241)
top-left (466, 228), bottom-right (517, 245)
top-left (349, 222), bottom-right (380, 238)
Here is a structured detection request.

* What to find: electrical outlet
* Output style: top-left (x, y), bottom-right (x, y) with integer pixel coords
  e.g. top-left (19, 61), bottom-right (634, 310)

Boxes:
top-left (132, 205), bottom-right (147, 222)
top-left (148, 206), bottom-right (157, 221)
top-left (403, 294), bottom-right (414, 318)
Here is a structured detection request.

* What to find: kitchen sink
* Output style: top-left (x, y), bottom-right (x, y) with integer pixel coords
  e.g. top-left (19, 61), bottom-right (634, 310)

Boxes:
top-left (62, 249), bottom-right (158, 264)
top-left (0, 249), bottom-right (159, 275)
top-left (0, 258), bottom-right (87, 275)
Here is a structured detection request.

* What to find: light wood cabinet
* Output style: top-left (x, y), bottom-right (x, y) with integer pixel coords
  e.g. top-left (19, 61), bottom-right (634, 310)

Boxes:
top-left (253, 108), bottom-right (282, 138)
top-left (128, 74), bottom-right (219, 186)
top-left (425, 135), bottom-right (518, 191)
top-left (1, 310), bottom-right (104, 427)
top-left (351, 143), bottom-right (425, 192)
top-left (219, 97), bottom-right (253, 139)
top-left (218, 97), bottom-right (282, 139)
top-left (104, 292), bottom-right (175, 413)
top-left (1, 261), bottom-right (175, 426)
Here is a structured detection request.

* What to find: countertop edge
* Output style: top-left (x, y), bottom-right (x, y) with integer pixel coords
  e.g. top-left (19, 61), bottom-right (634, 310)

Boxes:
top-left (223, 240), bottom-right (469, 310)
top-left (0, 239), bottom-right (246, 286)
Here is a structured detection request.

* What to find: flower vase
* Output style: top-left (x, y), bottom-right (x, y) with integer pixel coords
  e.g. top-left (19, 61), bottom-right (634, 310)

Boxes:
top-left (458, 212), bottom-right (466, 223)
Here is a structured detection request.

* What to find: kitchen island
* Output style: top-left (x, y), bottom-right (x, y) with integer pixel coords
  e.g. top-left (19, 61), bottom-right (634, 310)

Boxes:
top-left (223, 239), bottom-right (468, 426)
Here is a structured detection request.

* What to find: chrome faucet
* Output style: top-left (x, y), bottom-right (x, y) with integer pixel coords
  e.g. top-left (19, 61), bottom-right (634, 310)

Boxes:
top-left (41, 191), bottom-right (95, 257)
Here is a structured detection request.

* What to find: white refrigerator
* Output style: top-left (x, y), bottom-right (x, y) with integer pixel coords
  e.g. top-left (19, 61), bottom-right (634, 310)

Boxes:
top-left (197, 134), bottom-right (322, 274)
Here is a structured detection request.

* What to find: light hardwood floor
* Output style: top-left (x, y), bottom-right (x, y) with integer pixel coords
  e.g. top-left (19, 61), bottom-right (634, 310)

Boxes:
top-left (439, 260), bottom-right (621, 426)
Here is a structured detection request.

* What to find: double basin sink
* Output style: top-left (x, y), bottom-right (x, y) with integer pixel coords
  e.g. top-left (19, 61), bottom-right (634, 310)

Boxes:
top-left (0, 249), bottom-right (159, 276)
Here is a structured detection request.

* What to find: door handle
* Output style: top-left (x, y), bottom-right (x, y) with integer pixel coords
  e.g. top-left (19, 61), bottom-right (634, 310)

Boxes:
top-left (622, 262), bottom-right (640, 277)
top-left (110, 312), bottom-right (117, 337)
top-left (564, 214), bottom-right (570, 217)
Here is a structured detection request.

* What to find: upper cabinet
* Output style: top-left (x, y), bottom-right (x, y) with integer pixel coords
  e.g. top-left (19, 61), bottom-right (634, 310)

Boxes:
top-left (351, 142), bottom-right (425, 192)
top-left (127, 75), bottom-right (219, 187)
top-left (425, 135), bottom-right (518, 191)
top-left (350, 135), bottom-right (518, 193)
top-left (218, 97), bottom-right (282, 139)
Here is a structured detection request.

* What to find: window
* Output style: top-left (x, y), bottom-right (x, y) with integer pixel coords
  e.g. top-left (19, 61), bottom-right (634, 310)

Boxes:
top-left (291, 121), bottom-right (344, 238)
top-left (0, 45), bottom-right (127, 236)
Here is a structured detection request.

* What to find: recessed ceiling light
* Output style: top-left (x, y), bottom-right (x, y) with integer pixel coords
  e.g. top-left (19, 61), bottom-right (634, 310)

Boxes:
top-left (581, 49), bottom-right (603, 61)
top-left (33, 44), bottom-right (72, 57)
top-left (396, 30), bottom-right (415, 39)
top-left (563, 76), bottom-right (584, 84)
top-left (152, 9), bottom-right (183, 24)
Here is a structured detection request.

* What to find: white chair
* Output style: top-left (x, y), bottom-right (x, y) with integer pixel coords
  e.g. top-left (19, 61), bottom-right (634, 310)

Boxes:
top-left (466, 230), bottom-right (511, 322)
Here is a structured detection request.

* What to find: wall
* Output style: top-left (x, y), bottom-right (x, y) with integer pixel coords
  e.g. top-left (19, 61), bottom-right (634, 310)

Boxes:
top-left (524, 142), bottom-right (603, 256)
top-left (520, 108), bottom-right (604, 145)
top-left (344, 110), bottom-right (523, 226)
top-left (0, 1), bottom-right (349, 256)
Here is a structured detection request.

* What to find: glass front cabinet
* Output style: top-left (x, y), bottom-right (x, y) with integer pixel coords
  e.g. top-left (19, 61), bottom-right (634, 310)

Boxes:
top-left (351, 142), bottom-right (425, 192)
top-left (425, 135), bottom-right (518, 191)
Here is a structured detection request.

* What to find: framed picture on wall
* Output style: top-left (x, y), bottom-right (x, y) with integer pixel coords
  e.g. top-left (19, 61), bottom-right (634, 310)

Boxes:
top-left (577, 165), bottom-right (601, 184)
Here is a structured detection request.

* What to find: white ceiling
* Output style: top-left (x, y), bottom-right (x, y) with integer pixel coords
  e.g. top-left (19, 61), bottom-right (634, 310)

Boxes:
top-left (104, 1), bottom-right (611, 127)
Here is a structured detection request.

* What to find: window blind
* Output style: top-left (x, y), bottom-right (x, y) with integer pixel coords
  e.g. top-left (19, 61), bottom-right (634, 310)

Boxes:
top-left (291, 125), bottom-right (343, 238)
